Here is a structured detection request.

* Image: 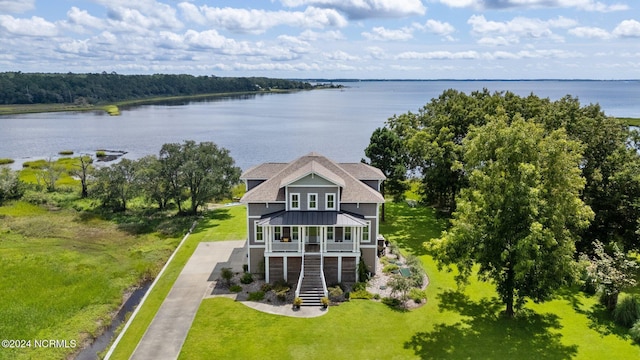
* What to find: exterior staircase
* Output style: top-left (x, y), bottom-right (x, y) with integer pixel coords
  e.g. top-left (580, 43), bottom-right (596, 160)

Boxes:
top-left (297, 254), bottom-right (325, 307)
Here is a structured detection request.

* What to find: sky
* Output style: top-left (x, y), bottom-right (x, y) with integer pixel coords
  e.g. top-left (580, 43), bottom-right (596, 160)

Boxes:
top-left (0, 0), bottom-right (638, 79)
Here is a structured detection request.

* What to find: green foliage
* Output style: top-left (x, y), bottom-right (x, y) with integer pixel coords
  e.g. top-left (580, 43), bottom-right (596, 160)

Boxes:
top-left (381, 296), bottom-right (402, 308)
top-left (613, 295), bottom-right (640, 328)
top-left (91, 158), bottom-right (138, 211)
top-left (229, 285), bottom-right (242, 293)
top-left (364, 127), bottom-right (408, 204)
top-left (0, 72), bottom-right (312, 106)
top-left (433, 114), bottom-right (592, 316)
top-left (358, 258), bottom-right (370, 282)
top-left (0, 168), bottom-right (25, 205)
top-left (388, 274), bottom-right (413, 306)
top-left (630, 319), bottom-right (640, 344)
top-left (58, 150), bottom-right (74, 155)
top-left (350, 289), bottom-right (374, 299)
top-left (352, 282), bottom-right (367, 292)
top-left (247, 291), bottom-right (265, 301)
top-left (220, 268), bottom-right (234, 287)
top-left (260, 283), bottom-right (272, 292)
top-left (328, 286), bottom-right (344, 301)
top-left (581, 240), bottom-right (639, 311)
top-left (96, 150), bottom-right (106, 158)
top-left (0, 158), bottom-right (14, 165)
top-left (293, 297), bottom-right (303, 306)
top-left (409, 288), bottom-right (427, 303)
top-left (240, 272), bottom-right (253, 284)
top-left (382, 264), bottom-right (399, 274)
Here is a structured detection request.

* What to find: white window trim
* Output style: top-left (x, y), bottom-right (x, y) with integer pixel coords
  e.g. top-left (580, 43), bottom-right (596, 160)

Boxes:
top-left (255, 224), bottom-right (264, 243)
top-left (292, 227), bottom-right (299, 241)
top-left (344, 227), bottom-right (352, 241)
top-left (362, 222), bottom-right (371, 243)
top-left (274, 226), bottom-right (282, 240)
top-left (290, 193), bottom-right (300, 210)
top-left (325, 193), bottom-right (336, 210)
top-left (308, 193), bottom-right (318, 210)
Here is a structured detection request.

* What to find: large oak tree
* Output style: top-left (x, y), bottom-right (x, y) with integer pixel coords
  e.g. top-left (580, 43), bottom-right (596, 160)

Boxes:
top-left (433, 112), bottom-right (593, 317)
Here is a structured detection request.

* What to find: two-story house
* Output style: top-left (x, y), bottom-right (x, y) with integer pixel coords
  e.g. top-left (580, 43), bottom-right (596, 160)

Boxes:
top-left (240, 152), bottom-right (385, 304)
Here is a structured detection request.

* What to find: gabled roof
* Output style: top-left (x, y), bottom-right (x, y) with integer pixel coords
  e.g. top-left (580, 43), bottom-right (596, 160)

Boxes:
top-left (241, 152), bottom-right (385, 204)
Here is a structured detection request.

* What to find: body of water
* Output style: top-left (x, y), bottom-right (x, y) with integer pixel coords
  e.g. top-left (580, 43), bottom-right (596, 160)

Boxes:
top-left (1, 80), bottom-right (639, 170)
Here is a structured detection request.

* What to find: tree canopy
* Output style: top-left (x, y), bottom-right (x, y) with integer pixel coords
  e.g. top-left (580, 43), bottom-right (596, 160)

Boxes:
top-left (432, 112), bottom-right (593, 316)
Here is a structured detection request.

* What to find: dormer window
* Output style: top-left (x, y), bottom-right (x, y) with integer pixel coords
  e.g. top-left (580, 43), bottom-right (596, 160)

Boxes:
top-left (308, 193), bottom-right (317, 210)
top-left (290, 193), bottom-right (300, 210)
top-left (326, 193), bottom-right (336, 210)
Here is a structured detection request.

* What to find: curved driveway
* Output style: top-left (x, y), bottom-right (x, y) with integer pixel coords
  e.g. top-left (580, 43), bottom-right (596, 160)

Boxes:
top-left (130, 240), bottom-right (246, 360)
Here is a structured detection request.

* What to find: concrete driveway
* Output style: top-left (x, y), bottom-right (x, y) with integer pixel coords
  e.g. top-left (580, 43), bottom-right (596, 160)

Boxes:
top-left (130, 240), bottom-right (245, 360)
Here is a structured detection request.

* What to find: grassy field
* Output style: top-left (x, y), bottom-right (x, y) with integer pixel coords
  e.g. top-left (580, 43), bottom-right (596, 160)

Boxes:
top-left (0, 201), bottom-right (190, 360)
top-left (177, 201), bottom-right (639, 359)
top-left (106, 205), bottom-right (247, 360)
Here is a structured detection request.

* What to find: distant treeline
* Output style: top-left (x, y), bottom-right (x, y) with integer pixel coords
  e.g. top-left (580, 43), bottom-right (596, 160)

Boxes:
top-left (0, 72), bottom-right (313, 105)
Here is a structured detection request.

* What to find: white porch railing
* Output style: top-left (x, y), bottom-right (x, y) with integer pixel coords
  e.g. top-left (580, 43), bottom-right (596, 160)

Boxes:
top-left (325, 241), bottom-right (357, 252)
top-left (271, 241), bottom-right (300, 252)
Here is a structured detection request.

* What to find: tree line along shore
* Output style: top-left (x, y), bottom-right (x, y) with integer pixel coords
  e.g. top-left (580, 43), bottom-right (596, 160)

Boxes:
top-left (0, 72), bottom-right (322, 116)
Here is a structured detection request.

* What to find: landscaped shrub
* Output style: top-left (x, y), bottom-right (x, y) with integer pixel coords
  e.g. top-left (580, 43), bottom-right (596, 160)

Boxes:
top-left (328, 286), bottom-right (343, 301)
top-left (358, 258), bottom-right (370, 281)
top-left (630, 319), bottom-right (640, 344)
top-left (382, 264), bottom-right (399, 274)
top-left (382, 297), bottom-right (402, 308)
top-left (409, 288), bottom-right (427, 303)
top-left (240, 272), bottom-right (253, 284)
top-left (614, 295), bottom-right (640, 328)
top-left (220, 267), bottom-right (234, 287)
top-left (350, 289), bottom-right (374, 299)
top-left (248, 291), bottom-right (265, 301)
top-left (260, 283), bottom-right (272, 292)
top-left (229, 285), bottom-right (242, 293)
top-left (352, 282), bottom-right (367, 292)
top-left (272, 280), bottom-right (290, 301)
top-left (380, 256), bottom-right (391, 265)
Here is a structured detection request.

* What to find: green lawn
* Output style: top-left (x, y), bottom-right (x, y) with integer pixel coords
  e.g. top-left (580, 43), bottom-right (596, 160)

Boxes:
top-left (0, 201), bottom-right (183, 360)
top-left (178, 201), bottom-right (639, 359)
top-left (106, 205), bottom-right (247, 360)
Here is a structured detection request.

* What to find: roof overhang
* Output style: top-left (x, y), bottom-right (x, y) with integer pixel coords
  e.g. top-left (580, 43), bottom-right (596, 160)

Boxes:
top-left (256, 211), bottom-right (368, 227)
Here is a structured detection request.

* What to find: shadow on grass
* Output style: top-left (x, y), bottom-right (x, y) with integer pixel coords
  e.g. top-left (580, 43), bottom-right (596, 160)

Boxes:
top-left (404, 290), bottom-right (579, 360)
top-left (380, 202), bottom-right (448, 257)
top-left (188, 208), bottom-right (232, 235)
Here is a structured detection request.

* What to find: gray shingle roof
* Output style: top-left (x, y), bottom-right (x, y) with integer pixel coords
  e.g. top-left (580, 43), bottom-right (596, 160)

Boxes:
top-left (241, 152), bottom-right (385, 204)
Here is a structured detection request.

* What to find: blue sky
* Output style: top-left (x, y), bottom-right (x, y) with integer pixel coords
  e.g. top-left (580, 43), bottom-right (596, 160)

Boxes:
top-left (0, 0), bottom-right (638, 79)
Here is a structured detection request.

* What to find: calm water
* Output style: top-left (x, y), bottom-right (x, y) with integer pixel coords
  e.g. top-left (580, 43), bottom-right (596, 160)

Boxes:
top-left (1, 80), bottom-right (639, 170)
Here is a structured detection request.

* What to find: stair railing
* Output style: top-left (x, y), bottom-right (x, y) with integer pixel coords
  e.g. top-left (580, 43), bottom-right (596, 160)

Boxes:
top-left (295, 257), bottom-right (305, 298)
top-left (320, 253), bottom-right (328, 298)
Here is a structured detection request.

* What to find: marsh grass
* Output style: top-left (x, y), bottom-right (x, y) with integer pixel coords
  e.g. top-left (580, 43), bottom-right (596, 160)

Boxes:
top-left (0, 201), bottom-right (187, 360)
top-left (0, 158), bottom-right (14, 165)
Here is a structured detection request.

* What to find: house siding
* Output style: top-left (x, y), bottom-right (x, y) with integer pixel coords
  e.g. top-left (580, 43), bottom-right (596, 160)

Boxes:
top-left (247, 179), bottom-right (265, 191)
top-left (287, 186), bottom-right (340, 211)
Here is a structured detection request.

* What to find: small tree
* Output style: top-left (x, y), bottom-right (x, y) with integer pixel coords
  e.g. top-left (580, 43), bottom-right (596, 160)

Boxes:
top-left (388, 274), bottom-right (412, 307)
top-left (0, 168), bottom-right (24, 204)
top-left (220, 267), bottom-right (234, 287)
top-left (35, 158), bottom-right (63, 192)
top-left (581, 240), bottom-right (639, 311)
top-left (71, 155), bottom-right (92, 198)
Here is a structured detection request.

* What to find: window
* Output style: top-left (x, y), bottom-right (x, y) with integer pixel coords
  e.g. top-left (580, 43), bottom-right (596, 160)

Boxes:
top-left (274, 226), bottom-right (282, 240)
top-left (256, 225), bottom-right (264, 242)
top-left (344, 227), bottom-right (352, 241)
top-left (362, 223), bottom-right (370, 243)
top-left (292, 227), bottom-right (299, 241)
top-left (308, 193), bottom-right (317, 210)
top-left (290, 193), bottom-right (300, 210)
top-left (327, 227), bottom-right (334, 241)
top-left (326, 193), bottom-right (335, 210)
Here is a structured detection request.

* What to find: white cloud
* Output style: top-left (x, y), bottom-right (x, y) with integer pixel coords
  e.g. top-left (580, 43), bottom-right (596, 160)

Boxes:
top-left (96, 0), bottom-right (183, 30)
top-left (613, 19), bottom-right (640, 38)
top-left (421, 19), bottom-right (455, 36)
top-left (280, 0), bottom-right (426, 19)
top-left (468, 15), bottom-right (575, 44)
top-left (0, 15), bottom-right (57, 36)
top-left (362, 26), bottom-right (414, 41)
top-left (396, 51), bottom-right (480, 60)
top-left (437, 0), bottom-right (628, 12)
top-left (0, 0), bottom-right (35, 13)
top-left (59, 39), bottom-right (91, 54)
top-left (366, 46), bottom-right (387, 59)
top-left (188, 6), bottom-right (347, 34)
top-left (299, 29), bottom-right (345, 41)
top-left (325, 50), bottom-right (360, 61)
top-left (67, 7), bottom-right (105, 30)
top-left (569, 26), bottom-right (611, 39)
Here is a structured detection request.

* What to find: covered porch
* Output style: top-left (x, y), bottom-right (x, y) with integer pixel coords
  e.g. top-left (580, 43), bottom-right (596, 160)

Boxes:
top-left (256, 211), bottom-right (370, 254)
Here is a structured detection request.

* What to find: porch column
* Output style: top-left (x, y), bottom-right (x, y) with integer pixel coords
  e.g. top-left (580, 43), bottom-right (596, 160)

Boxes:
top-left (283, 257), bottom-right (288, 282)
top-left (301, 227), bottom-right (306, 253)
top-left (265, 226), bottom-right (272, 253)
top-left (337, 257), bottom-right (342, 283)
top-left (265, 256), bottom-right (270, 283)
